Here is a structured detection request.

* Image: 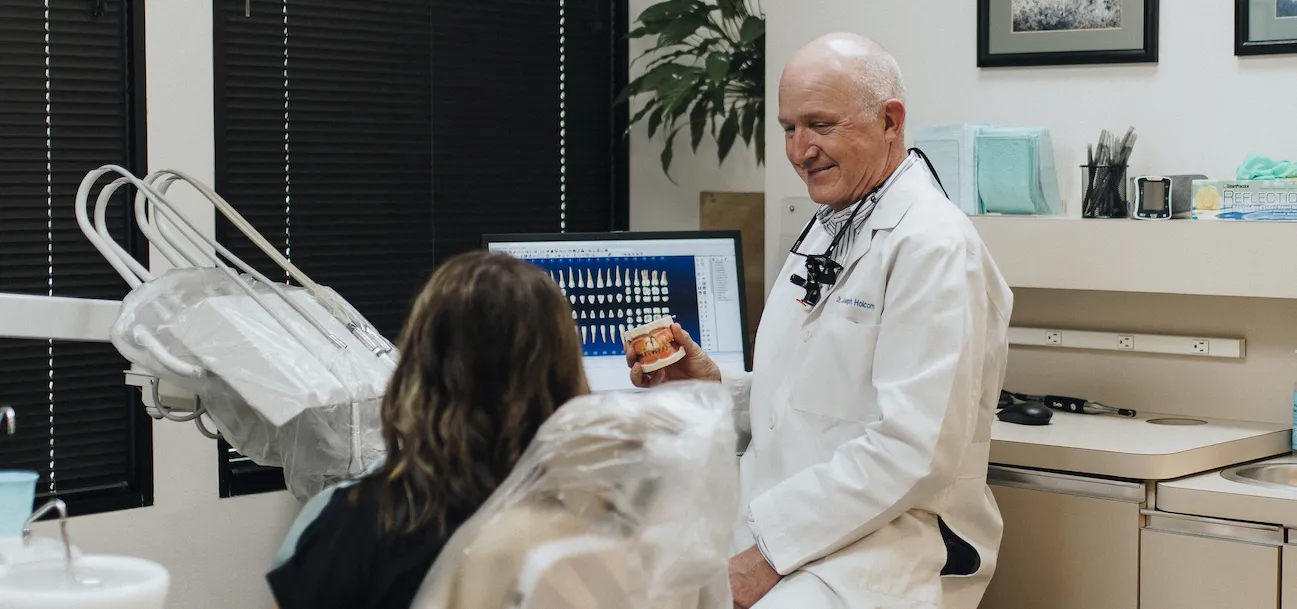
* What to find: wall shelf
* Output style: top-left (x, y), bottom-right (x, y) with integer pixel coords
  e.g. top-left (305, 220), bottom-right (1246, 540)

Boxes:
top-left (970, 216), bottom-right (1297, 300)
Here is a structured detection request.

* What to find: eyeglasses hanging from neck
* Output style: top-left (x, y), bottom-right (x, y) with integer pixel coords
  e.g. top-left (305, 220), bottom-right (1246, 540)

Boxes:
top-left (787, 148), bottom-right (948, 307)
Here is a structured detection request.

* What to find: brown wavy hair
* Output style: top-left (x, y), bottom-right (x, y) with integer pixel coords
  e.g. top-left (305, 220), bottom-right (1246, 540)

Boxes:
top-left (355, 250), bottom-right (588, 536)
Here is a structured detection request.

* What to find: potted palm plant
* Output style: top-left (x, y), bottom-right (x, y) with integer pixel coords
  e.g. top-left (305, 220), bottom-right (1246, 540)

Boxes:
top-left (616, 0), bottom-right (765, 179)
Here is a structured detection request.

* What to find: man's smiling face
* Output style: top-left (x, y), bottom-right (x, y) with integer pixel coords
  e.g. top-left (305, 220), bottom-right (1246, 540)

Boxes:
top-left (778, 59), bottom-right (899, 211)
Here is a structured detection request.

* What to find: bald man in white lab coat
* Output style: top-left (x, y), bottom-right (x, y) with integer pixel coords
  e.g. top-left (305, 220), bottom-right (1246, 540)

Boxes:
top-left (629, 33), bottom-right (1013, 609)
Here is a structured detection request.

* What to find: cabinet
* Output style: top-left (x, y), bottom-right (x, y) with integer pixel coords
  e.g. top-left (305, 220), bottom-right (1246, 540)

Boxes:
top-left (1284, 539), bottom-right (1297, 609)
top-left (981, 466), bottom-right (1145, 609)
top-left (1139, 513), bottom-right (1283, 609)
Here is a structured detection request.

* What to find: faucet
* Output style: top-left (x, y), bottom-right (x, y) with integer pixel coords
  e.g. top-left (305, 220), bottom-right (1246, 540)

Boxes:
top-left (23, 499), bottom-right (76, 576)
top-left (0, 406), bottom-right (13, 436)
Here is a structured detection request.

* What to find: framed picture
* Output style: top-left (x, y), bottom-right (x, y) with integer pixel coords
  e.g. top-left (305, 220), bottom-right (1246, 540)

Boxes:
top-left (978, 0), bottom-right (1159, 67)
top-left (1236, 0), bottom-right (1297, 55)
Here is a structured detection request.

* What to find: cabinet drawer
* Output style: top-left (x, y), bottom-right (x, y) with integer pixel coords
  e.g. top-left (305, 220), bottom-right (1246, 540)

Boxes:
top-left (1141, 520), bottom-right (1282, 609)
top-left (1284, 543), bottom-right (1297, 609)
top-left (981, 483), bottom-right (1142, 609)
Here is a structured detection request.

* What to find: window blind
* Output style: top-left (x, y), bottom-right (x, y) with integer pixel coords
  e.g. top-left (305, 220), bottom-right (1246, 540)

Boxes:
top-left (0, 0), bottom-right (151, 515)
top-left (213, 0), bottom-right (627, 496)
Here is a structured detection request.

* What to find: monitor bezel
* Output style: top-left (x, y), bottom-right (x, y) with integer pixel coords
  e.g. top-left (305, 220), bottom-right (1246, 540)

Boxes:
top-left (482, 230), bottom-right (753, 372)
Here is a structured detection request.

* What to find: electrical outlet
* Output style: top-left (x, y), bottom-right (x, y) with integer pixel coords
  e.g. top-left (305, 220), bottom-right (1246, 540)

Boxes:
top-left (1117, 335), bottom-right (1134, 350)
top-left (1191, 340), bottom-right (1210, 355)
top-left (1045, 331), bottom-right (1062, 345)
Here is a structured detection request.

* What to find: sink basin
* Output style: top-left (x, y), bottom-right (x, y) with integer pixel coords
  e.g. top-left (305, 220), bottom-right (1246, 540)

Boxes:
top-left (1221, 462), bottom-right (1297, 491)
top-left (0, 554), bottom-right (170, 609)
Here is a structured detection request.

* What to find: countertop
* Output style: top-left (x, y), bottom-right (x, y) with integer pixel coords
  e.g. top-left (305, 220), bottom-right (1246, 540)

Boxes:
top-left (989, 410), bottom-right (1290, 481)
top-left (1157, 454), bottom-right (1297, 529)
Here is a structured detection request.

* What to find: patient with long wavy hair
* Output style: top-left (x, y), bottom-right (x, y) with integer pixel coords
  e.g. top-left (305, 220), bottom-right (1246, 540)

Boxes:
top-left (266, 250), bottom-right (589, 609)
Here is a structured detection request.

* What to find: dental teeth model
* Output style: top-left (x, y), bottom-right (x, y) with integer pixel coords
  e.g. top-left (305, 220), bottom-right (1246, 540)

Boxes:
top-left (568, 268), bottom-right (574, 289)
top-left (650, 271), bottom-right (659, 287)
top-left (581, 326), bottom-right (588, 344)
top-left (596, 269), bottom-right (604, 289)
top-left (632, 270), bottom-right (641, 295)
top-left (579, 311), bottom-right (586, 319)
top-left (577, 269), bottom-right (584, 289)
top-left (569, 294), bottom-right (576, 304)
top-left (586, 269), bottom-right (593, 290)
top-left (661, 272), bottom-right (669, 295)
top-left (597, 294), bottom-right (605, 304)
top-left (616, 293), bottom-right (624, 303)
top-left (572, 310), bottom-right (577, 319)
top-left (579, 295), bottom-right (586, 304)
top-left (598, 310), bottom-right (605, 319)
top-left (600, 325), bottom-right (607, 343)
top-left (615, 266), bottom-right (622, 287)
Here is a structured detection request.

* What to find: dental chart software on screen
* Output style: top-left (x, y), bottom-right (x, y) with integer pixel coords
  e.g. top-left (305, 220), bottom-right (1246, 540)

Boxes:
top-left (486, 232), bottom-right (750, 392)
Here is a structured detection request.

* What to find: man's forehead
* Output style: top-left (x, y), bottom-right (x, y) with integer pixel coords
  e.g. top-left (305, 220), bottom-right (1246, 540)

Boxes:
top-left (778, 74), bottom-right (856, 121)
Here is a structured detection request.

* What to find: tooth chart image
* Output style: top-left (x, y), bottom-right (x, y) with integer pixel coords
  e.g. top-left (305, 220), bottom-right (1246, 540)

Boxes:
top-left (529, 256), bottom-right (701, 357)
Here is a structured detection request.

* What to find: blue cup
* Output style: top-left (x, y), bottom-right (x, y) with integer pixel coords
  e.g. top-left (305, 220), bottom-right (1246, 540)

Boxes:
top-left (0, 471), bottom-right (38, 539)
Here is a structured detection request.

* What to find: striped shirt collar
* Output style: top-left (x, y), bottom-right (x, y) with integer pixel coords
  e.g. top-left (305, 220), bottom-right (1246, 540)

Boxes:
top-left (812, 152), bottom-right (919, 261)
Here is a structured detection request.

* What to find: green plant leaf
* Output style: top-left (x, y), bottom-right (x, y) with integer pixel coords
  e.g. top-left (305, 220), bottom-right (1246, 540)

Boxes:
top-left (637, 0), bottom-right (696, 27)
top-left (625, 100), bottom-right (659, 135)
top-left (647, 105), bottom-right (665, 138)
top-left (739, 16), bottom-right (764, 44)
top-left (740, 102), bottom-right (757, 145)
top-left (619, 62), bottom-right (691, 107)
top-left (689, 99), bottom-right (709, 152)
top-left (643, 48), bottom-right (703, 72)
top-left (718, 0), bottom-right (746, 20)
top-left (658, 13), bottom-right (708, 46)
top-left (661, 125), bottom-right (683, 181)
top-left (717, 111), bottom-right (739, 163)
top-left (706, 52), bottom-right (731, 85)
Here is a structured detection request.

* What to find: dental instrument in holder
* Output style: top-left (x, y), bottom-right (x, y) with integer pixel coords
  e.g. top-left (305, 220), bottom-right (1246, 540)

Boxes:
top-left (1003, 391), bottom-right (1136, 417)
top-left (73, 164), bottom-right (395, 499)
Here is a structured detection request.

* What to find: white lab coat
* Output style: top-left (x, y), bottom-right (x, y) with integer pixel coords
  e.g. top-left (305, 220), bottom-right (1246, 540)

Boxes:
top-left (726, 157), bottom-right (1013, 609)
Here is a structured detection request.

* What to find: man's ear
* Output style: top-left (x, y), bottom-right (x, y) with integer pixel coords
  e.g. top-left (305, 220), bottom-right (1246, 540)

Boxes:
top-left (881, 100), bottom-right (906, 143)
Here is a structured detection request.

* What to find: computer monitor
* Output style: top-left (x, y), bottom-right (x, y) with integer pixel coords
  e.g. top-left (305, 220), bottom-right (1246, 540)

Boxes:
top-left (484, 231), bottom-right (752, 392)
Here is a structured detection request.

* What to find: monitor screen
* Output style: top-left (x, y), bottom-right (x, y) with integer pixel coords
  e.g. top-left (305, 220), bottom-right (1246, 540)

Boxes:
top-left (485, 231), bottom-right (751, 392)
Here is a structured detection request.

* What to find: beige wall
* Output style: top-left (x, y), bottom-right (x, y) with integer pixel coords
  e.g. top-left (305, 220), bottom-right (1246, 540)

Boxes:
top-left (627, 0), bottom-right (765, 232)
top-left (763, 1), bottom-right (1297, 426)
top-left (1007, 289), bottom-right (1293, 425)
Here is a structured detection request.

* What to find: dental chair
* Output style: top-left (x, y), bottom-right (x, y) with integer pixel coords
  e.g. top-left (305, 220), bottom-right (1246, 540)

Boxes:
top-left (410, 381), bottom-right (740, 609)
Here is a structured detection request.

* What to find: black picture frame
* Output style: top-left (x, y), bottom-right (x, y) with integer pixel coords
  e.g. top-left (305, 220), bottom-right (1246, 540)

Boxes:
top-left (978, 0), bottom-right (1160, 67)
top-left (1236, 0), bottom-right (1297, 56)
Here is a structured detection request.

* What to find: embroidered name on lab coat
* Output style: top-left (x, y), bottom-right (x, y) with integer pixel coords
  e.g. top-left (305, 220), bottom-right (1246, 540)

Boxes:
top-left (835, 295), bottom-right (875, 310)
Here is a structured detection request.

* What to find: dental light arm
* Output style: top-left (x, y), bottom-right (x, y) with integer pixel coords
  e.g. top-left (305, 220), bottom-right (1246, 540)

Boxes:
top-left (73, 165), bottom-right (396, 500)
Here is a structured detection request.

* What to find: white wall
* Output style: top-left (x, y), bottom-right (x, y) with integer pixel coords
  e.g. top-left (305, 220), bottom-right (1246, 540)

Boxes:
top-left (29, 2), bottom-right (300, 608)
top-left (627, 0), bottom-right (764, 231)
top-left (762, 1), bottom-right (1297, 424)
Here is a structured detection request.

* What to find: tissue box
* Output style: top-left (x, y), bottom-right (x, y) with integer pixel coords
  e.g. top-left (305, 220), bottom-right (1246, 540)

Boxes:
top-left (1192, 179), bottom-right (1297, 221)
top-left (914, 123), bottom-right (989, 215)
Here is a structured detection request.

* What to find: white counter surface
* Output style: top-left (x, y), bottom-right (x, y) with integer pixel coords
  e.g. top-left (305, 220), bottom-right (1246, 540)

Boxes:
top-left (989, 410), bottom-right (1290, 480)
top-left (1156, 454), bottom-right (1297, 528)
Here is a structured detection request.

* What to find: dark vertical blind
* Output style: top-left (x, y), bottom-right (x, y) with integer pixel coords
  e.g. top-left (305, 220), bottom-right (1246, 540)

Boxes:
top-left (213, 0), bottom-right (626, 495)
top-left (0, 0), bottom-right (150, 514)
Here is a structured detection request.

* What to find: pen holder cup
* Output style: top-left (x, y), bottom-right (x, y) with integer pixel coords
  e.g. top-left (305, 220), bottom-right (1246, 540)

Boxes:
top-left (0, 471), bottom-right (37, 539)
top-left (1081, 164), bottom-right (1129, 219)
